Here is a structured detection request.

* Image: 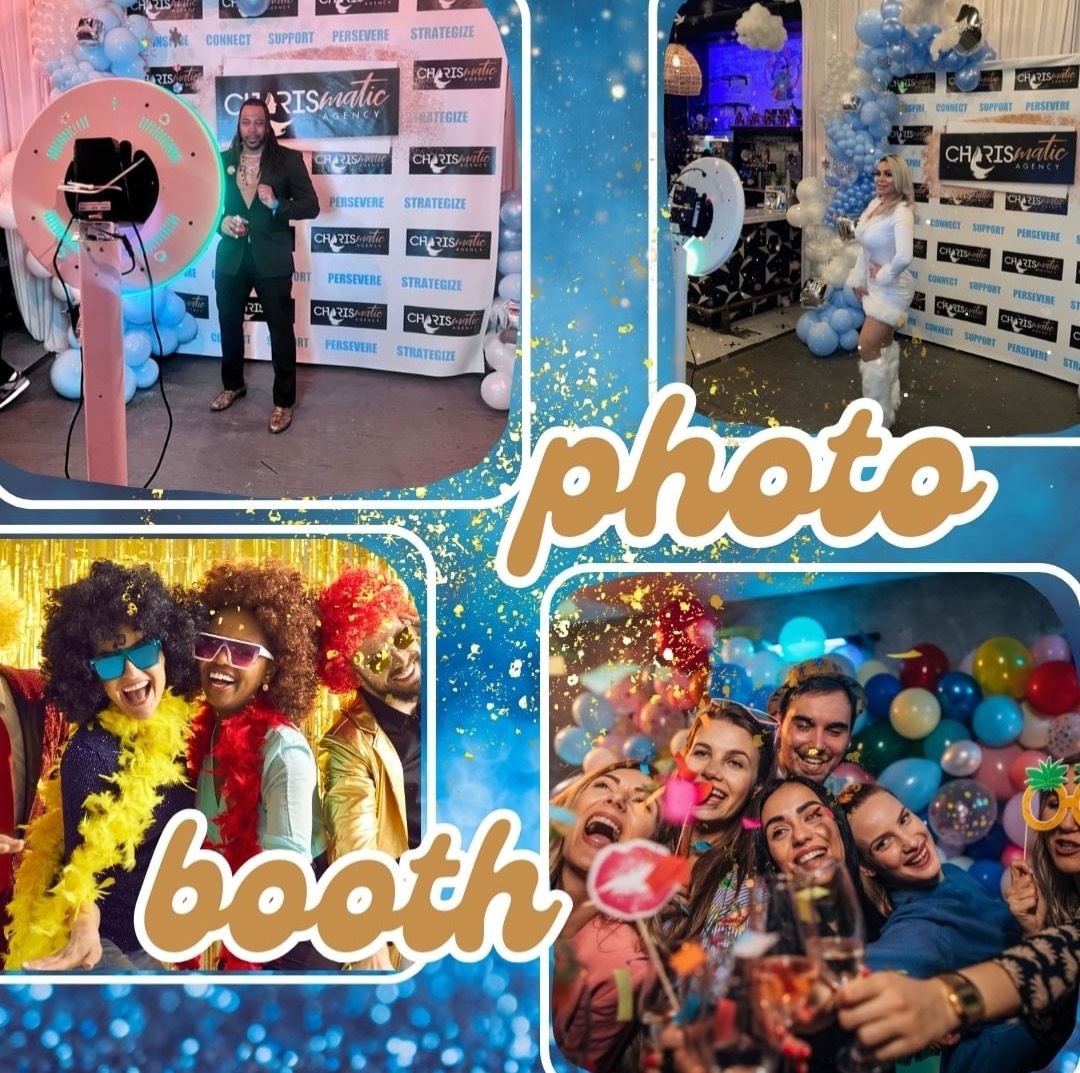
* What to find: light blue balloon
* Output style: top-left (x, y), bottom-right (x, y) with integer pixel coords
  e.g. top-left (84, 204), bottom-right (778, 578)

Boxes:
top-left (572, 693), bottom-right (615, 735)
top-left (953, 66), bottom-right (981, 93)
top-left (855, 10), bottom-right (884, 47)
top-left (806, 320), bottom-right (839, 357)
top-left (158, 290), bottom-right (187, 327)
top-left (972, 696), bottom-right (1023, 747)
top-left (50, 348), bottom-right (83, 400)
top-left (795, 312), bottom-right (814, 343)
top-left (133, 357), bottom-right (159, 390)
top-left (149, 326), bottom-right (178, 356)
top-left (497, 249), bottom-right (522, 276)
top-left (829, 307), bottom-right (855, 334)
top-left (103, 26), bottom-right (140, 67)
top-left (235, 0), bottom-right (271, 15)
top-left (112, 59), bottom-right (147, 80)
top-left (123, 329), bottom-right (152, 367)
top-left (499, 225), bottom-right (522, 252)
top-left (622, 735), bottom-right (656, 763)
top-left (122, 292), bottom-right (155, 324)
top-left (878, 757), bottom-right (943, 813)
top-left (499, 192), bottom-right (523, 230)
top-left (88, 5), bottom-right (123, 32)
top-left (778, 616), bottom-right (827, 661)
top-left (840, 328), bottom-right (859, 351)
top-left (497, 272), bottom-right (522, 301)
top-left (554, 725), bottom-right (591, 765)
top-left (126, 14), bottom-right (153, 48)
top-left (174, 312), bottom-right (198, 344)
top-left (123, 363), bottom-right (137, 403)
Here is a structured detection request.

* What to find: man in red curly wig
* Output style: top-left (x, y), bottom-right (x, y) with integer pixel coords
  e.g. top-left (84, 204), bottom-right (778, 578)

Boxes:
top-left (317, 566), bottom-right (421, 863)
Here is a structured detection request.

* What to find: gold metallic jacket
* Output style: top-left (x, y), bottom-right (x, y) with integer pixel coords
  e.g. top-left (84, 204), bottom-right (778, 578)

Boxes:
top-left (317, 696), bottom-right (409, 861)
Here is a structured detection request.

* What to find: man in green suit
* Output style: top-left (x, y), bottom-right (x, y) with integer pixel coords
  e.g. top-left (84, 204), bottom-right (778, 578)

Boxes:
top-left (213, 98), bottom-right (320, 434)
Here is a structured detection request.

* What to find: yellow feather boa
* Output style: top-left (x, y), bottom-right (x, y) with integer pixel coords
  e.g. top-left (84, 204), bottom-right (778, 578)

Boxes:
top-left (4, 690), bottom-right (193, 968)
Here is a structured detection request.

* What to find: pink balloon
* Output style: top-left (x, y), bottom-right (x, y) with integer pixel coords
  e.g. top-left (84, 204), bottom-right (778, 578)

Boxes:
top-left (657, 669), bottom-right (698, 711)
top-left (1049, 712), bottom-right (1080, 756)
top-left (582, 746), bottom-right (619, 773)
top-left (637, 696), bottom-right (686, 743)
top-left (1002, 792), bottom-right (1029, 848)
top-left (606, 676), bottom-right (644, 716)
top-left (1000, 844), bottom-right (1025, 868)
top-left (1030, 634), bottom-right (1071, 666)
top-left (828, 762), bottom-right (874, 793)
top-left (975, 744), bottom-right (1023, 800)
top-left (1008, 749), bottom-right (1049, 794)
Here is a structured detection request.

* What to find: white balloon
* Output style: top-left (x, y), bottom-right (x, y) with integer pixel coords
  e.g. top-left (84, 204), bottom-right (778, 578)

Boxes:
top-left (1018, 703), bottom-right (1051, 749)
top-left (25, 250), bottom-right (53, 278)
top-left (0, 149), bottom-right (17, 192)
top-left (51, 275), bottom-right (78, 303)
top-left (0, 191), bottom-right (15, 230)
top-left (479, 371), bottom-right (511, 410)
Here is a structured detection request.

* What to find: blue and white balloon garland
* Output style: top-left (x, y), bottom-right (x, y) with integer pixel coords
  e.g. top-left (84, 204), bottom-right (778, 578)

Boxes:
top-left (0, 0), bottom-right (217, 402)
top-left (480, 190), bottom-right (523, 411)
top-left (790, 0), bottom-right (994, 358)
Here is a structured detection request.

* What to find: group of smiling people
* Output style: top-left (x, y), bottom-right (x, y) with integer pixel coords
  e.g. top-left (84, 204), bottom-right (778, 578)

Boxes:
top-left (551, 657), bottom-right (1080, 1073)
top-left (0, 556), bottom-right (420, 972)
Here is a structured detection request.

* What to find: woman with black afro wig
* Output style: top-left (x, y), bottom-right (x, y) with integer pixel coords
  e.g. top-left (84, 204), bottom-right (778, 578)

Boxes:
top-left (5, 560), bottom-right (200, 971)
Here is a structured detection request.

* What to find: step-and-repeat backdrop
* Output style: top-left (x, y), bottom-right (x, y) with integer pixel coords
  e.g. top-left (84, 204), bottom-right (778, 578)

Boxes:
top-left (890, 54), bottom-right (1080, 385)
top-left (144, 0), bottom-right (506, 376)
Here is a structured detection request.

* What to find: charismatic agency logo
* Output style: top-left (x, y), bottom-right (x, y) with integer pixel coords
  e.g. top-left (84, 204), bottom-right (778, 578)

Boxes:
top-left (219, 0), bottom-right (298, 17)
top-left (217, 69), bottom-right (400, 140)
top-left (946, 69), bottom-right (1003, 93)
top-left (409, 146), bottom-right (496, 176)
top-left (939, 189), bottom-right (995, 208)
top-left (310, 227), bottom-right (391, 255)
top-left (147, 65), bottom-right (202, 95)
top-left (888, 125), bottom-right (934, 146)
top-left (1005, 192), bottom-right (1070, 215)
top-left (998, 309), bottom-right (1059, 341)
top-left (912, 238), bottom-right (928, 259)
top-left (406, 229), bottom-right (492, 259)
top-left (888, 71), bottom-right (937, 94)
top-left (412, 58), bottom-right (503, 91)
top-left (935, 296), bottom-right (988, 325)
top-left (913, 182), bottom-right (930, 202)
top-left (1071, 325), bottom-right (1080, 348)
top-left (315, 0), bottom-right (399, 13)
top-left (244, 298), bottom-right (267, 322)
top-left (130, 0), bottom-right (203, 18)
top-left (176, 292), bottom-right (209, 319)
top-left (939, 130), bottom-right (1077, 184)
top-left (311, 151), bottom-right (392, 175)
top-left (1001, 252), bottom-right (1065, 281)
top-left (911, 291), bottom-right (926, 312)
top-left (310, 300), bottom-right (389, 329)
top-left (936, 243), bottom-right (992, 270)
top-left (403, 305), bottom-right (485, 336)
top-left (1015, 65), bottom-right (1080, 91)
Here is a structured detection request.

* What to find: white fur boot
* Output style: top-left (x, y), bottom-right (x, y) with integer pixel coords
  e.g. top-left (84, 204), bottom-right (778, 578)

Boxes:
top-left (859, 351), bottom-right (896, 428)
top-left (881, 341), bottom-right (901, 416)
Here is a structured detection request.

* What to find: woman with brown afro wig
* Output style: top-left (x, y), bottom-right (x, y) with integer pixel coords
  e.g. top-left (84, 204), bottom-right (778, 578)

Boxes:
top-left (186, 561), bottom-right (324, 969)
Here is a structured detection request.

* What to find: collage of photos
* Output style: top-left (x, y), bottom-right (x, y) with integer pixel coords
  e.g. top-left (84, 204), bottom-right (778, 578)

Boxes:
top-left (0, 0), bottom-right (1078, 1072)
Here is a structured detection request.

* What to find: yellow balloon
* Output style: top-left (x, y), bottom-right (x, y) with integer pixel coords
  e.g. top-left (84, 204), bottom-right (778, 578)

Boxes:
top-left (973, 636), bottom-right (1033, 698)
top-left (890, 687), bottom-right (942, 740)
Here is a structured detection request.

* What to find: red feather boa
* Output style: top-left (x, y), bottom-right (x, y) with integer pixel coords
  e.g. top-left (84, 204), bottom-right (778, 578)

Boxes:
top-left (186, 697), bottom-right (294, 971)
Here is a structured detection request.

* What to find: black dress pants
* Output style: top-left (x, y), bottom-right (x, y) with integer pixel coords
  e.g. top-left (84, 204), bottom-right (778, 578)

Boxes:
top-left (215, 246), bottom-right (297, 407)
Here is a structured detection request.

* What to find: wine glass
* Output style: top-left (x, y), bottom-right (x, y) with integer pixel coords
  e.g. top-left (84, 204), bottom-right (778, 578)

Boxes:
top-left (747, 953), bottom-right (822, 1044)
top-left (789, 859), bottom-right (866, 989)
top-left (789, 860), bottom-right (886, 1073)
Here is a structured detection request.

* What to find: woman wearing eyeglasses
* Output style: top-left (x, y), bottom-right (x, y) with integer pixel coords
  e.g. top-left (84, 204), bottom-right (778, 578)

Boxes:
top-left (186, 561), bottom-right (323, 968)
top-left (5, 561), bottom-right (201, 970)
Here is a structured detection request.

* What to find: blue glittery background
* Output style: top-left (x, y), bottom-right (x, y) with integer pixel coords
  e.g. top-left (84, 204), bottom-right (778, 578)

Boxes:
top-left (1, 0), bottom-right (1080, 1070)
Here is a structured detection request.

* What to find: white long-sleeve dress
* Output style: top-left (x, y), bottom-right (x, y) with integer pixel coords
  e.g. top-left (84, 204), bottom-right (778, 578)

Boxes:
top-left (846, 198), bottom-right (915, 327)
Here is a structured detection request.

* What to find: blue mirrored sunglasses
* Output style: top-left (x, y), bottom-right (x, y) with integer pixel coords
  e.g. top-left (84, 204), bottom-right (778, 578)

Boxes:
top-left (89, 638), bottom-right (163, 682)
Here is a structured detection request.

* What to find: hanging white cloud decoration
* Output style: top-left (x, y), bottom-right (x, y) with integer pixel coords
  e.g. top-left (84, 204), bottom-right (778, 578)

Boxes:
top-left (735, 3), bottom-right (787, 51)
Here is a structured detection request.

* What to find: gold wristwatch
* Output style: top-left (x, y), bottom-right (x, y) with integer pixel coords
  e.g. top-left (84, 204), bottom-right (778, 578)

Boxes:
top-left (939, 972), bottom-right (986, 1030)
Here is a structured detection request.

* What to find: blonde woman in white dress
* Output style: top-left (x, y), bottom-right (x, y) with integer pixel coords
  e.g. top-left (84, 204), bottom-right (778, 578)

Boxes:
top-left (846, 155), bottom-right (915, 428)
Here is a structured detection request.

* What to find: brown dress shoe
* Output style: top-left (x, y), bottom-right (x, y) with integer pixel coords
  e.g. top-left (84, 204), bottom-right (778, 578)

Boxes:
top-left (268, 406), bottom-right (293, 433)
top-left (211, 387), bottom-right (246, 412)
